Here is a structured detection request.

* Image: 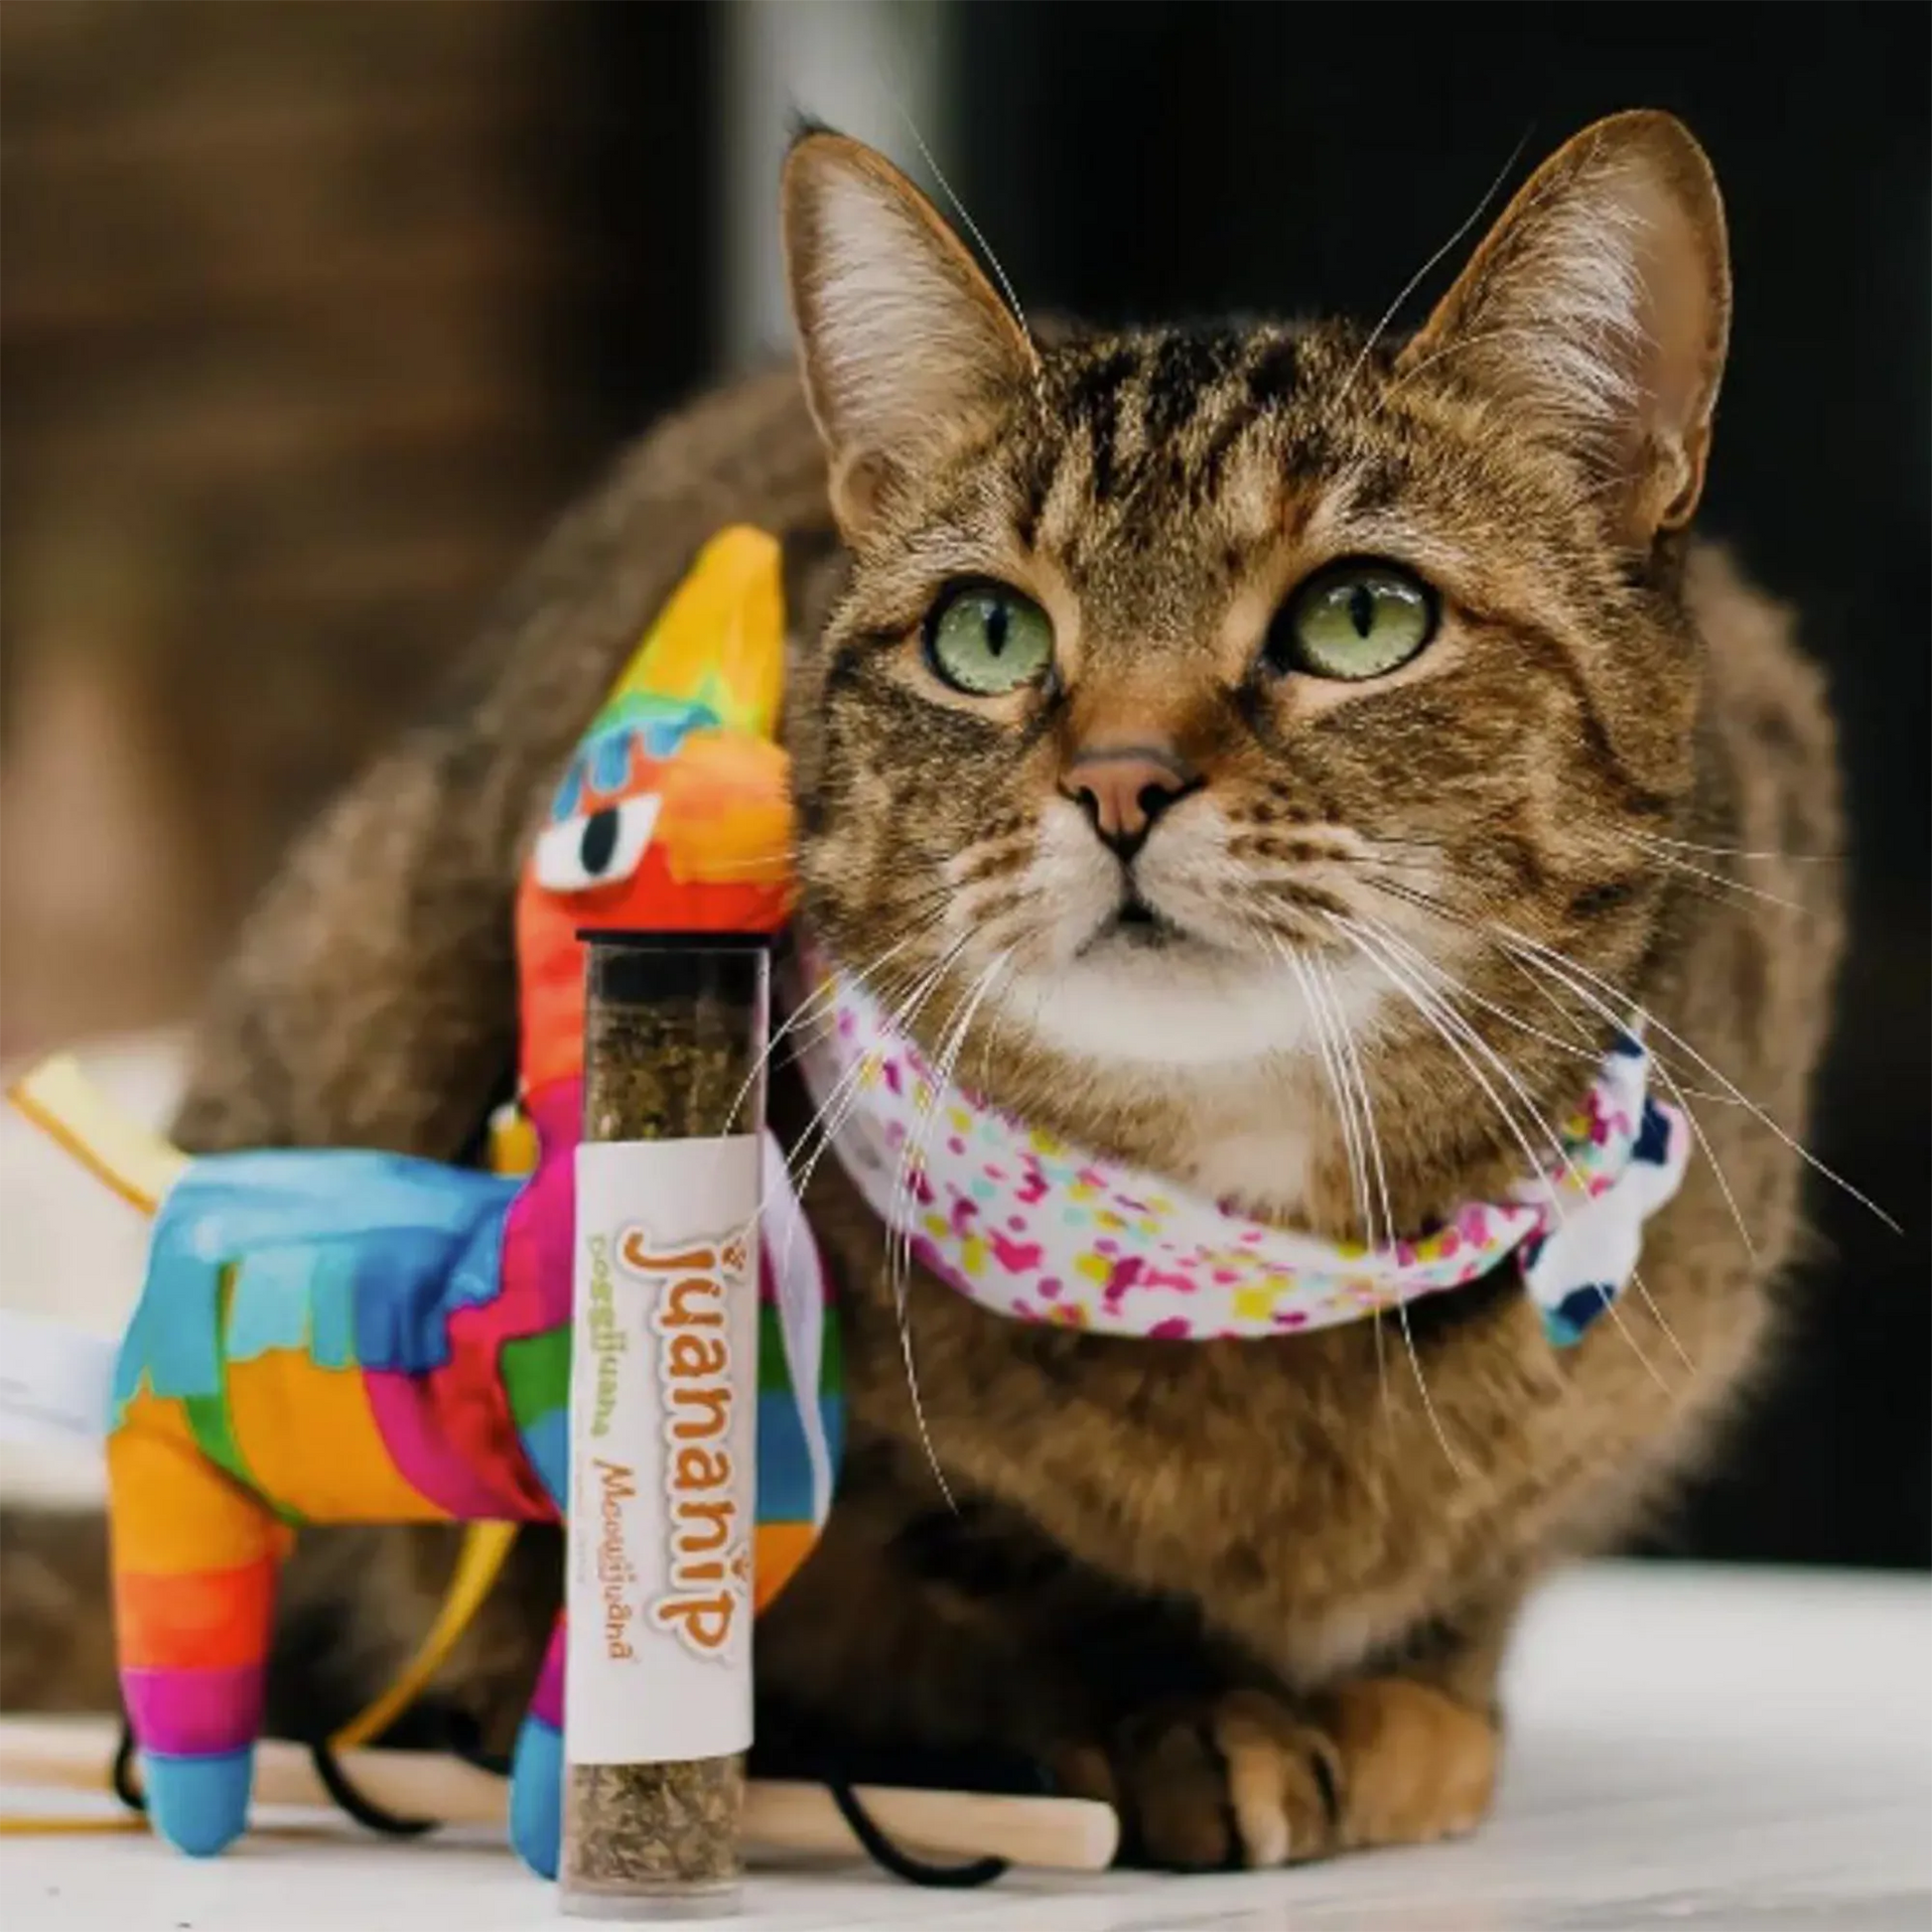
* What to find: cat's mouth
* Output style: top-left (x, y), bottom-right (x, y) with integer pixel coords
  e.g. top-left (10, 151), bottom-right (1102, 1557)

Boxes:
top-left (1079, 890), bottom-right (1190, 955)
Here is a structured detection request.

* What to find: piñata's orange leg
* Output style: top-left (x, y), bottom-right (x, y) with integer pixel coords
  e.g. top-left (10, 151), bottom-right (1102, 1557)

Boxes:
top-left (108, 1396), bottom-right (285, 1857)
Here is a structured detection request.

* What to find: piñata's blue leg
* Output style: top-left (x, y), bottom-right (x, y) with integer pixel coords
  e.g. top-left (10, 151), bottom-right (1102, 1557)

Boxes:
top-left (508, 1613), bottom-right (566, 1878)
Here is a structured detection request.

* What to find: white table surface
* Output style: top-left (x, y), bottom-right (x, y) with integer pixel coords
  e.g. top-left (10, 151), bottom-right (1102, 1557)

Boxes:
top-left (4, 1052), bottom-right (1929, 1929)
top-left (3, 1547), bottom-right (1927, 1927)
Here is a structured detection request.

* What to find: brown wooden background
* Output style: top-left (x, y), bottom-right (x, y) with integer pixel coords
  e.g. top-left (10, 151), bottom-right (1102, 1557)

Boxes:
top-left (0, 0), bottom-right (710, 1056)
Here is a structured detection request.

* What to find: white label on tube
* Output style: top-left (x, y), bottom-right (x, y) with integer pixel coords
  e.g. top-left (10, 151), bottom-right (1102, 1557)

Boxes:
top-left (566, 1134), bottom-right (759, 1765)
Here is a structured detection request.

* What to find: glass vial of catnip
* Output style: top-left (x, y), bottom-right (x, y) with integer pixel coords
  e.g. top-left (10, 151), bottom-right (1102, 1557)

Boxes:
top-left (561, 931), bottom-right (769, 1919)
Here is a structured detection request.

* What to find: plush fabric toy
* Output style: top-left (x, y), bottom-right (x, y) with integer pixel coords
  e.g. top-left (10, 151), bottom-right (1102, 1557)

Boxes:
top-left (28, 528), bottom-right (840, 1875)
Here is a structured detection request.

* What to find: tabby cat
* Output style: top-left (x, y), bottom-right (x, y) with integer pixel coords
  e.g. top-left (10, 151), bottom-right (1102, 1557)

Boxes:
top-left (3, 111), bottom-right (1844, 1869)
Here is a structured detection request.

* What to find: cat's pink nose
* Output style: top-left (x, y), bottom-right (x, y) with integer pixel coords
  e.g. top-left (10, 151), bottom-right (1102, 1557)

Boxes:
top-left (1060, 746), bottom-right (1197, 860)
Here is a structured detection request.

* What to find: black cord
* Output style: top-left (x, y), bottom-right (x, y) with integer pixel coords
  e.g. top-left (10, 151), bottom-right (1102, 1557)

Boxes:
top-left (826, 1780), bottom-right (1010, 1889)
top-left (444, 1713), bottom-right (511, 1781)
top-left (307, 1738), bottom-right (439, 1839)
top-left (111, 1723), bottom-right (144, 1815)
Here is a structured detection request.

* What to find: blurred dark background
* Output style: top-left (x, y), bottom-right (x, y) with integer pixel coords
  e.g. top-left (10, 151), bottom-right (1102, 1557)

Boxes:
top-left (2, 2), bottom-right (1925, 1569)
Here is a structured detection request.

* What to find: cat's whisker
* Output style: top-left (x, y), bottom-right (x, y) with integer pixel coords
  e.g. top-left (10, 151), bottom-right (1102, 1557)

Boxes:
top-left (1335, 129), bottom-right (1531, 409)
top-left (1375, 942), bottom-right (1692, 1383)
top-left (1277, 939), bottom-right (1373, 1251)
top-left (944, 891), bottom-right (1027, 951)
top-left (1311, 946), bottom-right (1403, 1436)
top-left (781, 933), bottom-right (969, 1201)
top-left (1234, 837), bottom-right (1444, 882)
top-left (889, 99), bottom-right (1043, 394)
top-left (1311, 951), bottom-right (1396, 1254)
top-left (1344, 877), bottom-right (1769, 1267)
top-left (770, 937), bottom-right (983, 1307)
top-left (1353, 871), bottom-right (1712, 1101)
top-left (1350, 870), bottom-right (1505, 940)
top-left (885, 949), bottom-right (1015, 1516)
top-left (1343, 910), bottom-right (1700, 1372)
top-left (775, 920), bottom-right (964, 1090)
top-left (1495, 939), bottom-right (1607, 1053)
top-left (884, 964), bottom-right (974, 1304)
top-left (767, 984), bottom-right (907, 1278)
top-left (1623, 843), bottom-right (1812, 917)
top-left (759, 1001), bottom-right (845, 1103)
top-left (1333, 924), bottom-right (1596, 1272)
top-left (1492, 936), bottom-right (1763, 1265)
top-left (1625, 830), bottom-right (1841, 866)
top-left (1359, 832), bottom-right (1449, 858)
top-left (772, 1061), bottom-right (872, 1254)
top-left (769, 1011), bottom-right (890, 1215)
top-left (770, 974), bottom-right (906, 1197)
top-left (867, 953), bottom-right (972, 1260)
top-left (729, 929), bottom-right (925, 1134)
top-left (1359, 877), bottom-right (1753, 1298)
top-left (1311, 925), bottom-right (1467, 1472)
top-left (1326, 852), bottom-right (1445, 877)
top-left (785, 972), bottom-right (937, 1194)
top-left (1371, 322), bottom-right (1537, 415)
top-left (897, 946), bottom-right (1015, 1293)
top-left (1623, 1264), bottom-right (1696, 1374)
top-left (1261, 917), bottom-right (1413, 1450)
top-left (974, 959), bottom-right (1016, 1100)
top-left (1347, 908), bottom-right (1634, 1075)
top-left (1330, 914), bottom-right (1674, 1395)
top-left (1497, 924), bottom-right (1898, 1233)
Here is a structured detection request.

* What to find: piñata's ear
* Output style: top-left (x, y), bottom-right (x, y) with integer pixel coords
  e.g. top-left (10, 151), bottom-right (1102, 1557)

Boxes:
top-left (1400, 110), bottom-right (1730, 541)
top-left (781, 129), bottom-right (1035, 537)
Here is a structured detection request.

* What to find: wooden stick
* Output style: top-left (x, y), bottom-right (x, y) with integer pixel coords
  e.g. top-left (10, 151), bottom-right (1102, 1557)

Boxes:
top-left (0, 1717), bottom-right (1119, 1872)
top-left (5, 1055), bottom-right (185, 1215)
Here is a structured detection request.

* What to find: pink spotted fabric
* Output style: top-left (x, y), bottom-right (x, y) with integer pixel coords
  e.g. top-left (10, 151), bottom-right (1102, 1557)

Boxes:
top-left (783, 951), bottom-right (1692, 1348)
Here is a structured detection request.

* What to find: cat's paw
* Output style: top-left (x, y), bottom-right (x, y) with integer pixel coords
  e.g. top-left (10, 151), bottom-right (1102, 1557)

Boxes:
top-left (1051, 1678), bottom-right (1496, 1870)
top-left (1051, 1689), bottom-right (1339, 1869)
top-left (1320, 1676), bottom-right (1498, 1853)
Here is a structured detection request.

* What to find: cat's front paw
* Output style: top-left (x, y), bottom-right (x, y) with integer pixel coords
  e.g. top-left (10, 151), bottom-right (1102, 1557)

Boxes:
top-left (1052, 1678), bottom-right (1497, 1870)
top-left (1052, 1689), bottom-right (1338, 1869)
top-left (1321, 1676), bottom-right (1499, 1853)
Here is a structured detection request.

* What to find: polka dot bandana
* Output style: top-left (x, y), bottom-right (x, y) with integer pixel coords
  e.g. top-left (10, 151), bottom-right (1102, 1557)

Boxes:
top-left (785, 954), bottom-right (1691, 1349)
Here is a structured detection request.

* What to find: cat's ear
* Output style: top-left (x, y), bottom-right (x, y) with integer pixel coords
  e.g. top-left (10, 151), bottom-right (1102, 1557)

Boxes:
top-left (782, 129), bottom-right (1035, 537)
top-left (1399, 110), bottom-right (1730, 541)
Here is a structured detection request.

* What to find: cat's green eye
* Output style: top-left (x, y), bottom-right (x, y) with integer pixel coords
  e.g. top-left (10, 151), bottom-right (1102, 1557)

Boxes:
top-left (1269, 561), bottom-right (1438, 682)
top-left (923, 582), bottom-right (1055, 697)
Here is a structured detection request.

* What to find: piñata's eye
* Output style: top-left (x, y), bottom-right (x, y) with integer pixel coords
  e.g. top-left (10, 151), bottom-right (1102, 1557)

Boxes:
top-left (533, 795), bottom-right (660, 893)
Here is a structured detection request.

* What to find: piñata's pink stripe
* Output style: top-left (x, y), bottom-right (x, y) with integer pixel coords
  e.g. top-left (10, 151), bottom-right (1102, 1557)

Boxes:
top-left (123, 1664), bottom-right (264, 1757)
top-left (363, 1077), bottom-right (578, 1525)
top-left (529, 1623), bottom-right (565, 1728)
top-left (364, 1370), bottom-right (518, 1520)
top-left (494, 1080), bottom-right (578, 1338)
top-left (522, 1078), bottom-right (581, 1160)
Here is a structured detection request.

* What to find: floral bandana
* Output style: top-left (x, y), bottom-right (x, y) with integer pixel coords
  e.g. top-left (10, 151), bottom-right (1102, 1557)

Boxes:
top-left (784, 954), bottom-right (1692, 1349)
